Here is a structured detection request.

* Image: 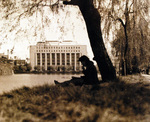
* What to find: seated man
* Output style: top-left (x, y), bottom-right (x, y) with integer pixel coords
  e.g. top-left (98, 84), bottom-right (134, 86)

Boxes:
top-left (54, 55), bottom-right (99, 86)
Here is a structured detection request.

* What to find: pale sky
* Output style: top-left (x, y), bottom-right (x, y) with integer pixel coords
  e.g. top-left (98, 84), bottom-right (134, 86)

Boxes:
top-left (0, 3), bottom-right (112, 60)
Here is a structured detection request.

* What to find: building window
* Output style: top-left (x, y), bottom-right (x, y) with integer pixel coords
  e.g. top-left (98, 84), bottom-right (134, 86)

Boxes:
top-left (62, 53), bottom-right (65, 65)
top-left (47, 53), bottom-right (50, 65)
top-left (37, 53), bottom-right (40, 65)
top-left (76, 53), bottom-right (80, 66)
top-left (52, 53), bottom-right (55, 65)
top-left (42, 53), bottom-right (45, 65)
top-left (57, 53), bottom-right (60, 65)
top-left (71, 53), bottom-right (75, 66)
top-left (67, 53), bottom-right (70, 65)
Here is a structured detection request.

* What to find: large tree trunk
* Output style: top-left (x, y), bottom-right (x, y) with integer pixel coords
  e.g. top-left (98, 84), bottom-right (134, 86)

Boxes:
top-left (64, 0), bottom-right (116, 81)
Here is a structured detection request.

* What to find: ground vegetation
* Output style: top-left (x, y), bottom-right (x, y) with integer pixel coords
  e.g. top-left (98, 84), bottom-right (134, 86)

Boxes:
top-left (0, 75), bottom-right (150, 121)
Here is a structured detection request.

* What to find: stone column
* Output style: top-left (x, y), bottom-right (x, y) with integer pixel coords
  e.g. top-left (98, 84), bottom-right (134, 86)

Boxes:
top-left (55, 53), bottom-right (57, 66)
top-left (74, 53), bottom-right (76, 71)
top-left (40, 53), bottom-right (42, 71)
top-left (35, 53), bottom-right (37, 66)
top-left (45, 53), bottom-right (47, 70)
top-left (50, 53), bottom-right (51, 65)
top-left (60, 53), bottom-right (62, 65)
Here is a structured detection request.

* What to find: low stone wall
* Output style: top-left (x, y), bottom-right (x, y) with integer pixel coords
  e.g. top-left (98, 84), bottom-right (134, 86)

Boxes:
top-left (0, 63), bottom-right (13, 75)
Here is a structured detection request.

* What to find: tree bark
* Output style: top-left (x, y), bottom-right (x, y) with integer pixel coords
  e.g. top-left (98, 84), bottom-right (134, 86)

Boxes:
top-left (63, 0), bottom-right (116, 81)
top-left (117, 0), bottom-right (129, 76)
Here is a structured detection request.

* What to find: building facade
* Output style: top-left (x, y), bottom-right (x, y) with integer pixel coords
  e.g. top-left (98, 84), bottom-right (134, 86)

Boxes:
top-left (30, 41), bottom-right (87, 71)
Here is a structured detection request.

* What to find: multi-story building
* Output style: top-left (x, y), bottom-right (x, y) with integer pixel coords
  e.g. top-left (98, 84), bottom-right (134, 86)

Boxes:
top-left (30, 40), bottom-right (87, 71)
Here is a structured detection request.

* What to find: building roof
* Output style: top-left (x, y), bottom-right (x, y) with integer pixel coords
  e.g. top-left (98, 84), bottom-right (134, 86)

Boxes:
top-left (37, 40), bottom-right (78, 46)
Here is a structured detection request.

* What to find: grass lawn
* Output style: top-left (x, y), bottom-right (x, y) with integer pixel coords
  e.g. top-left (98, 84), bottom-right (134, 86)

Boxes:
top-left (0, 75), bottom-right (150, 122)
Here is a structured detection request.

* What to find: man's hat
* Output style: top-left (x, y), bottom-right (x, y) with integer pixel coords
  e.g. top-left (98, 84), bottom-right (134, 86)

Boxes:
top-left (78, 55), bottom-right (90, 62)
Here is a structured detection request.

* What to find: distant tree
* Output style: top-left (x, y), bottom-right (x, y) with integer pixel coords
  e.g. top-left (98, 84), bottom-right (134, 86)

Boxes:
top-left (47, 66), bottom-right (54, 72)
top-left (0, 56), bottom-right (8, 63)
top-left (27, 65), bottom-right (32, 72)
top-left (24, 63), bottom-right (32, 72)
top-left (34, 66), bottom-right (38, 71)
top-left (61, 66), bottom-right (66, 72)
top-left (13, 65), bottom-right (20, 73)
top-left (20, 65), bottom-right (27, 72)
top-left (42, 66), bottom-right (45, 72)
top-left (47, 66), bottom-right (51, 71)
top-left (34, 65), bottom-right (41, 72)
top-left (111, 0), bottom-right (149, 75)
top-left (65, 65), bottom-right (73, 72)
top-left (76, 66), bottom-right (81, 71)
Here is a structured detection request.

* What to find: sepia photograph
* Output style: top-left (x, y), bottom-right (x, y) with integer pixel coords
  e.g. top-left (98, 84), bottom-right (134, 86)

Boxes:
top-left (0, 0), bottom-right (150, 121)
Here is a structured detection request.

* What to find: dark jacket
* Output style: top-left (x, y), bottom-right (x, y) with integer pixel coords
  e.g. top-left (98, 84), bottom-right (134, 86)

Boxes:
top-left (82, 61), bottom-right (99, 84)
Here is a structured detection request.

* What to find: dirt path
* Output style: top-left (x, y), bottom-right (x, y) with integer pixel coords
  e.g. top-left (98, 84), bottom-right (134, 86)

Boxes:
top-left (119, 74), bottom-right (150, 84)
top-left (142, 74), bottom-right (150, 82)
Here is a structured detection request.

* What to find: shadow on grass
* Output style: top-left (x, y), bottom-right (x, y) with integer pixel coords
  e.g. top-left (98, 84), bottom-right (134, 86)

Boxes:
top-left (0, 77), bottom-right (150, 121)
